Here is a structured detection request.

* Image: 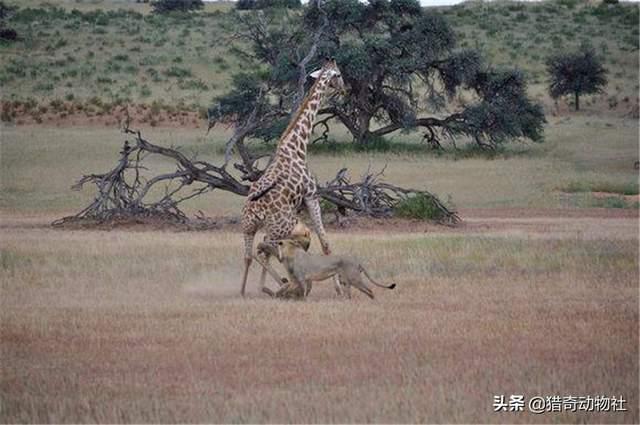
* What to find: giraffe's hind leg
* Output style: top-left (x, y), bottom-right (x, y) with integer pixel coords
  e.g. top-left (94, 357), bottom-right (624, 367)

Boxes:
top-left (252, 251), bottom-right (286, 297)
top-left (263, 216), bottom-right (302, 295)
top-left (240, 232), bottom-right (255, 297)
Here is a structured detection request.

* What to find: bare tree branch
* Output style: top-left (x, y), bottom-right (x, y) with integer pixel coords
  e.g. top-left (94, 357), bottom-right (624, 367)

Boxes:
top-left (292, 2), bottom-right (328, 111)
top-left (54, 130), bottom-right (459, 228)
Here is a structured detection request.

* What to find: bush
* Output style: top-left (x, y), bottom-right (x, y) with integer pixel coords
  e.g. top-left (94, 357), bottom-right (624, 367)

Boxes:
top-left (562, 181), bottom-right (639, 195)
top-left (177, 79), bottom-right (208, 90)
top-left (0, 28), bottom-right (17, 41)
top-left (163, 66), bottom-right (192, 78)
top-left (594, 196), bottom-right (627, 208)
top-left (236, 0), bottom-right (256, 9)
top-left (151, 0), bottom-right (204, 14)
top-left (394, 194), bottom-right (449, 221)
top-left (235, 0), bottom-right (301, 10)
top-left (558, 0), bottom-right (578, 8)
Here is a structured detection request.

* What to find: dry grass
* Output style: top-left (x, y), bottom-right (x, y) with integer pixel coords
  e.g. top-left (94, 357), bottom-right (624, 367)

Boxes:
top-left (1, 218), bottom-right (638, 423)
top-left (1, 116), bottom-right (638, 216)
top-left (1, 115), bottom-right (638, 422)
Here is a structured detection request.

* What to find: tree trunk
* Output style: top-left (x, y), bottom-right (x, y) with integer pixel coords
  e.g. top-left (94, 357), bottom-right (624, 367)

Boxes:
top-left (355, 109), bottom-right (372, 145)
top-left (575, 91), bottom-right (580, 111)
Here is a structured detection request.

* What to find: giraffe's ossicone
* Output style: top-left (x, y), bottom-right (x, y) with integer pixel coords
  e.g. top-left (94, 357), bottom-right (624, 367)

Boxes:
top-left (239, 58), bottom-right (346, 297)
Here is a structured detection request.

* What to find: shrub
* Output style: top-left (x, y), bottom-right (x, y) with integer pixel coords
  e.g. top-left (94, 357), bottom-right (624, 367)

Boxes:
top-left (163, 66), bottom-right (192, 78)
top-left (596, 196), bottom-right (626, 208)
top-left (394, 194), bottom-right (449, 221)
top-left (236, 0), bottom-right (301, 10)
top-left (0, 28), bottom-right (17, 41)
top-left (558, 0), bottom-right (578, 8)
top-left (151, 0), bottom-right (204, 14)
top-left (139, 85), bottom-right (152, 97)
top-left (562, 181), bottom-right (639, 195)
top-left (177, 79), bottom-right (208, 90)
top-left (514, 12), bottom-right (528, 22)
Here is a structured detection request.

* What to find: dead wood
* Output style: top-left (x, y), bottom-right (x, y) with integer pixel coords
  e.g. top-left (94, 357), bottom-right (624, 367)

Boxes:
top-left (53, 128), bottom-right (459, 228)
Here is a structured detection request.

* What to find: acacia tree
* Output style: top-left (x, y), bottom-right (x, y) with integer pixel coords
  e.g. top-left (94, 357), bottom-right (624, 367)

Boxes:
top-left (211, 0), bottom-right (545, 151)
top-left (546, 46), bottom-right (608, 111)
top-left (208, 6), bottom-right (328, 179)
top-left (308, 0), bottom-right (545, 147)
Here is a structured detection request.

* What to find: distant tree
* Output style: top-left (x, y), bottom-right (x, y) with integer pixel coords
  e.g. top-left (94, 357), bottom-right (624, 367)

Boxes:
top-left (0, 1), bottom-right (17, 41)
top-left (150, 0), bottom-right (204, 14)
top-left (236, 0), bottom-right (256, 10)
top-left (235, 0), bottom-right (301, 10)
top-left (0, 1), bottom-right (14, 20)
top-left (546, 47), bottom-right (608, 111)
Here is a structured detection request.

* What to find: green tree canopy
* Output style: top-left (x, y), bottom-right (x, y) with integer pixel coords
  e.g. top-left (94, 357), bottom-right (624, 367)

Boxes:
top-left (211, 0), bottom-right (545, 151)
top-left (546, 46), bottom-right (608, 111)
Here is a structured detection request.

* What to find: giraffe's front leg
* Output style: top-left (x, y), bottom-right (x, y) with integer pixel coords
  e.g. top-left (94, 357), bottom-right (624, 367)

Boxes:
top-left (304, 195), bottom-right (331, 255)
top-left (304, 195), bottom-right (344, 294)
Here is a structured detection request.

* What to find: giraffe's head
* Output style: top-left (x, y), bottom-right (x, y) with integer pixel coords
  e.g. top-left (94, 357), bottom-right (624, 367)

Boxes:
top-left (309, 57), bottom-right (346, 96)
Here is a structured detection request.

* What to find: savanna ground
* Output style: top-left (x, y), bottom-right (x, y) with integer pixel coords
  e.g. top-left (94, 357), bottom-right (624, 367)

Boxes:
top-left (1, 113), bottom-right (638, 423)
top-left (1, 0), bottom-right (640, 423)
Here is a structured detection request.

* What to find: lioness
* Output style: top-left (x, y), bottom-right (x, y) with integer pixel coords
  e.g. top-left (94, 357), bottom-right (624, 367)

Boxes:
top-left (258, 239), bottom-right (396, 299)
top-left (253, 222), bottom-right (312, 297)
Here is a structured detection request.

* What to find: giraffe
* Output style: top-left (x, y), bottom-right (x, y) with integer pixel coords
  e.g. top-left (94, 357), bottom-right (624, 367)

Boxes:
top-left (240, 58), bottom-right (346, 297)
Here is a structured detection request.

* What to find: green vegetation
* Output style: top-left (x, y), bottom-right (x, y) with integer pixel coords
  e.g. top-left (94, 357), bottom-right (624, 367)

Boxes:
top-left (236, 0), bottom-right (301, 10)
top-left (394, 194), bottom-right (451, 221)
top-left (0, 0), bottom-right (637, 130)
top-left (151, 0), bottom-right (204, 14)
top-left (547, 46), bottom-right (608, 111)
top-left (562, 180), bottom-right (639, 195)
top-left (210, 0), bottom-right (544, 149)
top-left (0, 2), bottom-right (238, 107)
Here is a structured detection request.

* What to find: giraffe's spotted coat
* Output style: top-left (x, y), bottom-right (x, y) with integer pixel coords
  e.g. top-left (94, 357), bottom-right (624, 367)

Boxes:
top-left (239, 60), bottom-right (346, 295)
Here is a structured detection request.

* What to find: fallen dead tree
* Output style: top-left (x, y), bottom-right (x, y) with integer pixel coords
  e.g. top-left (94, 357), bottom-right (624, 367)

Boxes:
top-left (318, 167), bottom-right (459, 225)
top-left (52, 128), bottom-right (459, 228)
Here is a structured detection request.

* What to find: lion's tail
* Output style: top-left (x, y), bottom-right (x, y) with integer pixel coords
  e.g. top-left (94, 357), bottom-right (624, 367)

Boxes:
top-left (359, 265), bottom-right (396, 289)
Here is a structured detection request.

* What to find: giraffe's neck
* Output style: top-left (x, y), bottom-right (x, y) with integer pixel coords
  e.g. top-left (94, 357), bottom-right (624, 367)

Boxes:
top-left (276, 77), bottom-right (329, 160)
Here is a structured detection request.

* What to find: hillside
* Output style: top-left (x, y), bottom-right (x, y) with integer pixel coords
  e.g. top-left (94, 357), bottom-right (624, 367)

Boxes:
top-left (0, 0), bottom-right (638, 126)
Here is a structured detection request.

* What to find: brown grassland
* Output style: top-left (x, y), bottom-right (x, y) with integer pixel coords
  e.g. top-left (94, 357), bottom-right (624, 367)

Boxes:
top-left (1, 218), bottom-right (638, 423)
top-left (1, 113), bottom-right (639, 423)
top-left (0, 0), bottom-right (639, 419)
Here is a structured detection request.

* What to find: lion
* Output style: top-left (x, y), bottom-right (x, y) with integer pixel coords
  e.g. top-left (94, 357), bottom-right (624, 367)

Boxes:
top-left (251, 221), bottom-right (313, 297)
top-left (257, 239), bottom-right (396, 299)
